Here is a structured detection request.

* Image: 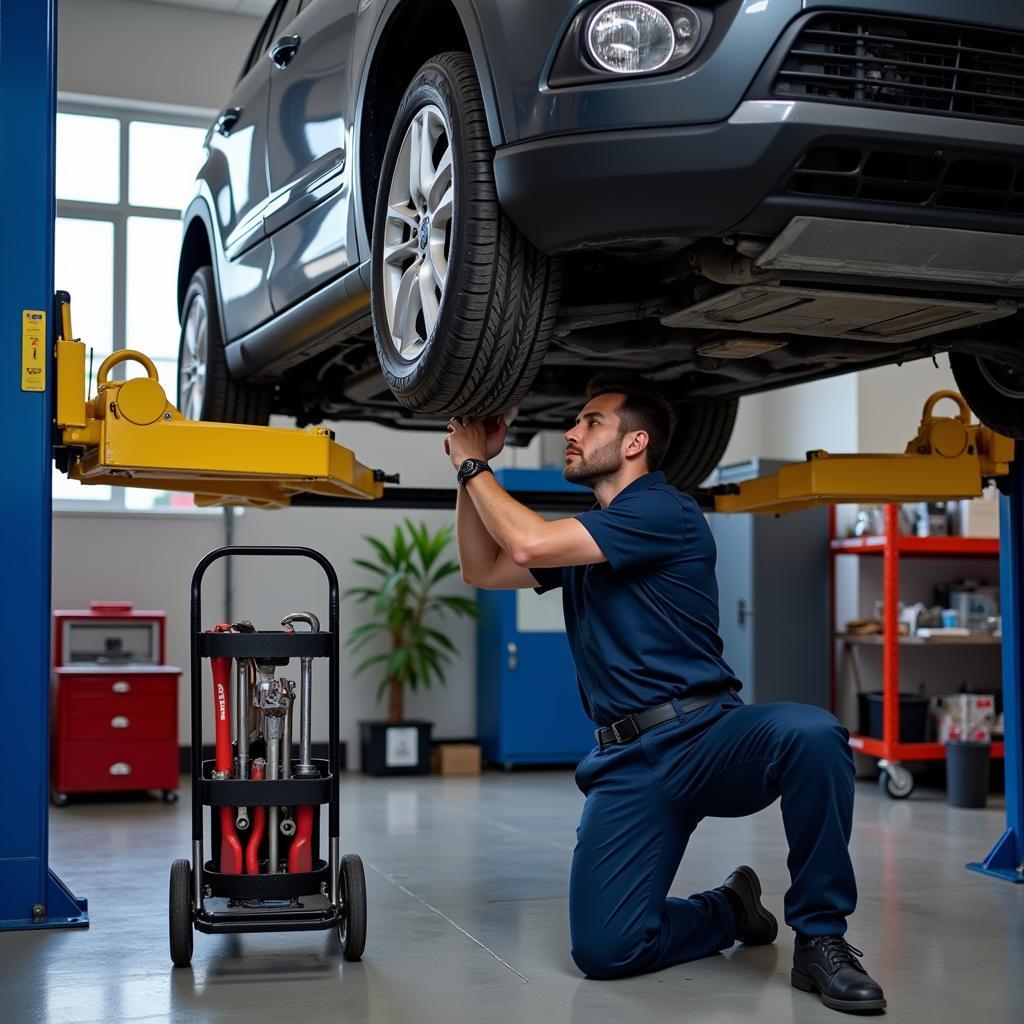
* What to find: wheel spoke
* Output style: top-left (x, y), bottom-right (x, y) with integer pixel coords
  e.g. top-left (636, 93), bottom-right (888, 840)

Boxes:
top-left (393, 260), bottom-right (422, 352)
top-left (408, 112), bottom-right (424, 207)
top-left (426, 147), bottom-right (452, 214)
top-left (383, 234), bottom-right (419, 267)
top-left (419, 258), bottom-right (439, 335)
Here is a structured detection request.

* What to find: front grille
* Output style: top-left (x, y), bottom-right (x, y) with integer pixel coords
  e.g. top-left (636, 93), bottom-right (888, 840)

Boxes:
top-left (787, 144), bottom-right (1024, 216)
top-left (772, 12), bottom-right (1024, 125)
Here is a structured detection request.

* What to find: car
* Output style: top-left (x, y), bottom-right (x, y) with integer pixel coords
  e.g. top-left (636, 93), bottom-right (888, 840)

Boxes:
top-left (177, 0), bottom-right (1024, 490)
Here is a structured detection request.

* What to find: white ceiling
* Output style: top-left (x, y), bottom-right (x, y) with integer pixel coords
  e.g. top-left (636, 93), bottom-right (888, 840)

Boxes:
top-left (129, 0), bottom-right (274, 16)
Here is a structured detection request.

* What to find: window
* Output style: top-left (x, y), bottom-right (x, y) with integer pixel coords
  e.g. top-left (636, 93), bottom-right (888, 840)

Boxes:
top-left (54, 101), bottom-right (209, 513)
top-left (243, 0), bottom-right (286, 77)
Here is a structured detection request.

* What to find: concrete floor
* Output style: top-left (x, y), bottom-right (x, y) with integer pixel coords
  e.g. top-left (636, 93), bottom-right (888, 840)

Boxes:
top-left (2, 772), bottom-right (1021, 1024)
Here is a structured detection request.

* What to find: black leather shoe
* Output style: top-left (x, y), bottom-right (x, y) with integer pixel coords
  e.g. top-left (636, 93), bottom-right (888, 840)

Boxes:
top-left (792, 935), bottom-right (887, 1013)
top-left (716, 865), bottom-right (778, 945)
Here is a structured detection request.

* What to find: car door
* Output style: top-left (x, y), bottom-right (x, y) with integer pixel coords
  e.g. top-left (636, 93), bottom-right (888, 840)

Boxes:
top-left (264, 0), bottom-right (362, 312)
top-left (204, 0), bottom-right (285, 337)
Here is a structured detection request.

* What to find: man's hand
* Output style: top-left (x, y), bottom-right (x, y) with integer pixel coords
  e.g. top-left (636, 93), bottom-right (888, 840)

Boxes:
top-left (444, 415), bottom-right (507, 468)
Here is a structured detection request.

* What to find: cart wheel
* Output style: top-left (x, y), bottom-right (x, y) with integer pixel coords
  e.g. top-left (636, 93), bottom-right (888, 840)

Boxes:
top-left (162, 790), bottom-right (180, 805)
top-left (169, 859), bottom-right (194, 967)
top-left (51, 791), bottom-right (68, 807)
top-left (338, 853), bottom-right (367, 962)
top-left (879, 764), bottom-right (915, 799)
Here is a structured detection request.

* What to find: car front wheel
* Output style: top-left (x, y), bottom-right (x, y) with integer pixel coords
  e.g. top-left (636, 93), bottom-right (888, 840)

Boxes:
top-left (950, 351), bottom-right (1024, 439)
top-left (371, 52), bottom-right (562, 416)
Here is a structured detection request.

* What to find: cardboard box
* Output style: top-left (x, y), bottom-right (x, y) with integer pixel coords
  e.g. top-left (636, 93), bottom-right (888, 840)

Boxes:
top-left (933, 694), bottom-right (997, 743)
top-left (431, 743), bottom-right (482, 776)
top-left (958, 490), bottom-right (1000, 538)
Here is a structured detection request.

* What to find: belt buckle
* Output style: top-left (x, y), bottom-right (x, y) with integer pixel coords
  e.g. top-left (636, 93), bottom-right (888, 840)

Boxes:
top-left (610, 716), bottom-right (639, 744)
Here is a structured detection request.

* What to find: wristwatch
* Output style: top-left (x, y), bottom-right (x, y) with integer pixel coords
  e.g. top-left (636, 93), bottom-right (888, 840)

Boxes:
top-left (457, 458), bottom-right (493, 486)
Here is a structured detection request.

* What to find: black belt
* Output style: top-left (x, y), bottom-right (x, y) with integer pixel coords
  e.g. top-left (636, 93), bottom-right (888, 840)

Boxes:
top-left (595, 690), bottom-right (736, 750)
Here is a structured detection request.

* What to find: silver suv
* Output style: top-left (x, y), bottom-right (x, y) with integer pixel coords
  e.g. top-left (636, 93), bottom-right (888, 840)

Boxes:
top-left (178, 0), bottom-right (1024, 488)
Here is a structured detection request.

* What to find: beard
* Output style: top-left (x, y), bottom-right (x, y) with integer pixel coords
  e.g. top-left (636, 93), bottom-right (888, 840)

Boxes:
top-left (564, 436), bottom-right (623, 488)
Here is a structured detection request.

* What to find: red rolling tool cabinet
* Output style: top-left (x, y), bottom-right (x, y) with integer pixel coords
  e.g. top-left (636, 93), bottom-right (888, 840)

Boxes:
top-left (51, 601), bottom-right (181, 804)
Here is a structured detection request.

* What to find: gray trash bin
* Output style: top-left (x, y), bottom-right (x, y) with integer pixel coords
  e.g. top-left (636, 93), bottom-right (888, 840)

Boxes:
top-left (945, 741), bottom-right (991, 808)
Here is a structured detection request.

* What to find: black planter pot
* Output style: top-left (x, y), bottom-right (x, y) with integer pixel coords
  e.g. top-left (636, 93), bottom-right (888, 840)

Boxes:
top-left (359, 720), bottom-right (433, 776)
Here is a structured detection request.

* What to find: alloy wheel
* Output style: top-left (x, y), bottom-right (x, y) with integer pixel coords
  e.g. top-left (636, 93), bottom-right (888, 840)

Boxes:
top-left (179, 292), bottom-right (208, 420)
top-left (379, 103), bottom-right (454, 361)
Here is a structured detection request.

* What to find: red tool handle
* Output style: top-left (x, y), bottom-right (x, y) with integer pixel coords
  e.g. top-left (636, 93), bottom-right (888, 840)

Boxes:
top-left (287, 805), bottom-right (314, 873)
top-left (210, 625), bottom-right (242, 873)
top-left (246, 760), bottom-right (266, 874)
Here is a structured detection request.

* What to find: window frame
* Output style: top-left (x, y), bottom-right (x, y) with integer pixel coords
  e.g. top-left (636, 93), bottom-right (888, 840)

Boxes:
top-left (54, 93), bottom-right (221, 516)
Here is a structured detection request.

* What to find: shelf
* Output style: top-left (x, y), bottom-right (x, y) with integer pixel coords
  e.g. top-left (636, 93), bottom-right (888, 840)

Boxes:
top-left (848, 735), bottom-right (1005, 761)
top-left (837, 633), bottom-right (1001, 646)
top-left (831, 535), bottom-right (999, 557)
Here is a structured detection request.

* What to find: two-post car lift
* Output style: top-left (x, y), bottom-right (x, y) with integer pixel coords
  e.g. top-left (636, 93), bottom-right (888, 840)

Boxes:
top-left (2, 0), bottom-right (1021, 934)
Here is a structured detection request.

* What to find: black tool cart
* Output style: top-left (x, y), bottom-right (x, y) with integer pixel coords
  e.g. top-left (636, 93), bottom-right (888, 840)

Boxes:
top-left (169, 546), bottom-right (366, 966)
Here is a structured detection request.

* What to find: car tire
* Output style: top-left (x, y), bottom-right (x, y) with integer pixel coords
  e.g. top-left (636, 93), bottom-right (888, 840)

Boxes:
top-left (177, 266), bottom-right (271, 424)
top-left (661, 398), bottom-right (739, 491)
top-left (950, 352), bottom-right (1024, 439)
top-left (371, 52), bottom-right (562, 416)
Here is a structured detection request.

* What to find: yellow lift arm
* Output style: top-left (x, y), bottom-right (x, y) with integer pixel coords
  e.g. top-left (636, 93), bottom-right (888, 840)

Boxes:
top-left (53, 298), bottom-right (384, 509)
top-left (712, 390), bottom-right (1015, 515)
top-left (51, 296), bottom-right (1013, 514)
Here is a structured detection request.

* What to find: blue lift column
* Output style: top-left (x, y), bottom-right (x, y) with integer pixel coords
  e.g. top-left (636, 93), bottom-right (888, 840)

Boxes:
top-left (0, 0), bottom-right (88, 929)
top-left (968, 456), bottom-right (1024, 883)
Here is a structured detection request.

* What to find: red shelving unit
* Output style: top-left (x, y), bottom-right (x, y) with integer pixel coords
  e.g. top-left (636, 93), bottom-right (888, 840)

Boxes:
top-left (830, 504), bottom-right (1003, 797)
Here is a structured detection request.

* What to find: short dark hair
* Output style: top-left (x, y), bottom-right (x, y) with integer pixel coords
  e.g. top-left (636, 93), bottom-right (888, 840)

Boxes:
top-left (585, 374), bottom-right (676, 471)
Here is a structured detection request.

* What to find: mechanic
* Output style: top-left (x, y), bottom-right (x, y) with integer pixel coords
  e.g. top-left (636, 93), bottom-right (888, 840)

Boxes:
top-left (443, 375), bottom-right (886, 1015)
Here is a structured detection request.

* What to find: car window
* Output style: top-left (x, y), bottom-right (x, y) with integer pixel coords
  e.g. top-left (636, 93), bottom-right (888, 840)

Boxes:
top-left (241, 0), bottom-right (286, 78)
top-left (277, 0), bottom-right (302, 28)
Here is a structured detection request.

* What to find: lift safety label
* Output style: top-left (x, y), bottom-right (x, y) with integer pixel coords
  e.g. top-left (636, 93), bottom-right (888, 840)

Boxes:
top-left (21, 310), bottom-right (46, 392)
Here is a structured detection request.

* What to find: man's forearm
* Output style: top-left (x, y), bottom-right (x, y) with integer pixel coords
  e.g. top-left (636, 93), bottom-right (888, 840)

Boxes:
top-left (455, 483), bottom-right (503, 581)
top-left (463, 473), bottom-right (545, 564)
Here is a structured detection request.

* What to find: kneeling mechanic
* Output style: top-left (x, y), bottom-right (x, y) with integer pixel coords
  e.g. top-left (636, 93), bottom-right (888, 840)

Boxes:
top-left (443, 375), bottom-right (886, 1014)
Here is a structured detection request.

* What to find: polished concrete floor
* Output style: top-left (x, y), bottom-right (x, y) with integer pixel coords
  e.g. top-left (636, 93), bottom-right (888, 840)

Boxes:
top-left (2, 772), bottom-right (1021, 1024)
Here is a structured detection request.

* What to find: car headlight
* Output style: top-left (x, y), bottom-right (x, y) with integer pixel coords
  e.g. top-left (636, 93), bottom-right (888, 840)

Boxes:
top-left (586, 1), bottom-right (701, 75)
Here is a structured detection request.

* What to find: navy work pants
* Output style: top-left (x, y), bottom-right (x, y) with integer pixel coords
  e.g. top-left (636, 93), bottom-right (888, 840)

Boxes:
top-left (569, 694), bottom-right (856, 979)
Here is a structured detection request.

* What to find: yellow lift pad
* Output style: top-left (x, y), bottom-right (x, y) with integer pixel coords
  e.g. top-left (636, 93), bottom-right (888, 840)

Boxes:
top-left (713, 390), bottom-right (1015, 515)
top-left (54, 302), bottom-right (382, 508)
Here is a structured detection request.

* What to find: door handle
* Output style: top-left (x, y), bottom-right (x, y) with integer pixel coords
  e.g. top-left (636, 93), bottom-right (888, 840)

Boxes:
top-left (215, 107), bottom-right (242, 137)
top-left (737, 599), bottom-right (758, 626)
top-left (507, 642), bottom-right (518, 671)
top-left (269, 34), bottom-right (301, 69)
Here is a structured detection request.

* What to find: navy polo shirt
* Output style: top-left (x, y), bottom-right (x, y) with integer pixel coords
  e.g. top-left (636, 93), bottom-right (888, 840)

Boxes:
top-left (531, 471), bottom-right (740, 726)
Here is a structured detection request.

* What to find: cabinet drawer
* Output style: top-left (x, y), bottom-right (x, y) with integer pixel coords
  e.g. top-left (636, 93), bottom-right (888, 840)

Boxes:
top-left (68, 691), bottom-right (174, 721)
top-left (58, 674), bottom-right (178, 699)
top-left (68, 710), bottom-right (175, 742)
top-left (60, 741), bottom-right (178, 792)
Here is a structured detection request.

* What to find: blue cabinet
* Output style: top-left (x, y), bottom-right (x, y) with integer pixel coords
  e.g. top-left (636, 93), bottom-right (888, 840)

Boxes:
top-left (476, 469), bottom-right (596, 767)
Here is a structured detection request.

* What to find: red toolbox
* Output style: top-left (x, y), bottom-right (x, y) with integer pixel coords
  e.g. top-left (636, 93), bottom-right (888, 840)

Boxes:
top-left (51, 601), bottom-right (181, 804)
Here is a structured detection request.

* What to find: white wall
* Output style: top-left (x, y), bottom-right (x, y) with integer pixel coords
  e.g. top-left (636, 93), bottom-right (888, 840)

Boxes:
top-left (58, 0), bottom-right (259, 110)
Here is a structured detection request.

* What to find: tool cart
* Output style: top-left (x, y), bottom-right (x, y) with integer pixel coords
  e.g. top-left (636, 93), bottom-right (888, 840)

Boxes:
top-left (169, 546), bottom-right (366, 966)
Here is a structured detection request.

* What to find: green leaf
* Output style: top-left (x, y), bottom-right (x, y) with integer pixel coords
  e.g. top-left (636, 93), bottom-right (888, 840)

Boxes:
top-left (352, 652), bottom-right (389, 679)
top-left (364, 534), bottom-right (398, 571)
top-left (353, 558), bottom-right (390, 578)
top-left (431, 595), bottom-right (480, 620)
top-left (428, 560), bottom-right (461, 586)
top-left (421, 627), bottom-right (456, 652)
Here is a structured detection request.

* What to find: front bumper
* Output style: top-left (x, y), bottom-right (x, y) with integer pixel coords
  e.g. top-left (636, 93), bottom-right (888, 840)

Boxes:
top-left (493, 100), bottom-right (1024, 254)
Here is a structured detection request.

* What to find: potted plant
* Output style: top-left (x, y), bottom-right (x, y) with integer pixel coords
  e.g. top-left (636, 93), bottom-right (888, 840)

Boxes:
top-left (346, 519), bottom-right (479, 775)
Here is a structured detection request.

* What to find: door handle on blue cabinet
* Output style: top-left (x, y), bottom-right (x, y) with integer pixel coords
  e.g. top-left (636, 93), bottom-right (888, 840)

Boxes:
top-left (269, 35), bottom-right (301, 69)
top-left (507, 643), bottom-right (518, 670)
top-left (215, 108), bottom-right (242, 136)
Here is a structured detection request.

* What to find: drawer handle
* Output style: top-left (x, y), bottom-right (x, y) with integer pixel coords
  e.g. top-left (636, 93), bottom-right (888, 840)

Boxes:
top-left (111, 716), bottom-right (130, 729)
top-left (112, 681), bottom-right (131, 694)
top-left (109, 762), bottom-right (132, 776)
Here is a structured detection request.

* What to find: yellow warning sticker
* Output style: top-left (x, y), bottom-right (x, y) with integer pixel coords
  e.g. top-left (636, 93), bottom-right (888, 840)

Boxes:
top-left (22, 310), bottom-right (46, 392)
